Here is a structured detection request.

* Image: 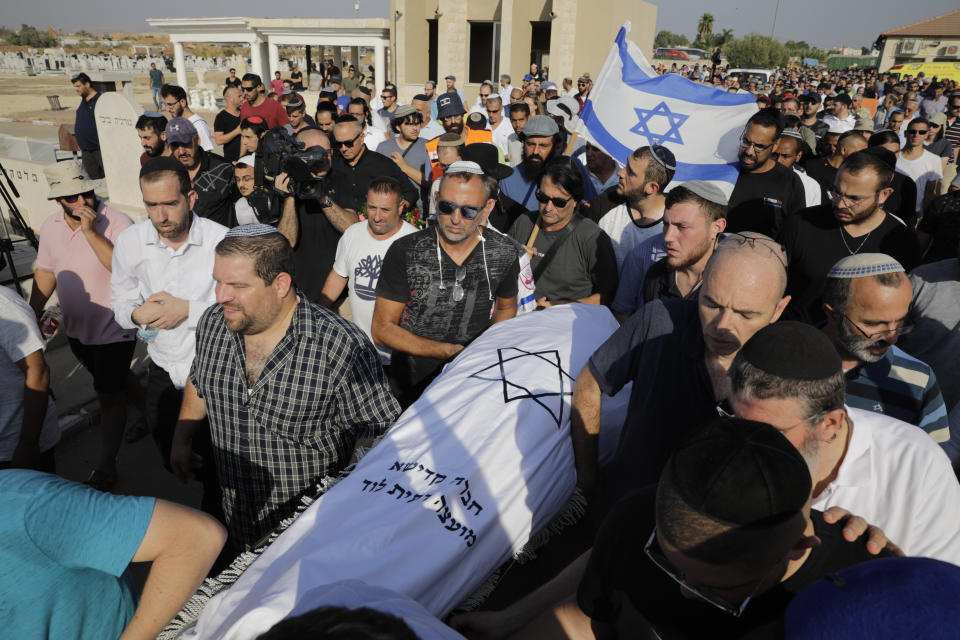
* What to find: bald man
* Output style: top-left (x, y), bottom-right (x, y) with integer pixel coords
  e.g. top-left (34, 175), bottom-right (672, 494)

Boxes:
top-left (572, 233), bottom-right (790, 505)
top-left (804, 131), bottom-right (867, 198)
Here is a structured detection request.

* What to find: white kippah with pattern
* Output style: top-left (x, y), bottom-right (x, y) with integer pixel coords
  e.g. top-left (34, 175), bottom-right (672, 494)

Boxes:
top-left (827, 253), bottom-right (904, 279)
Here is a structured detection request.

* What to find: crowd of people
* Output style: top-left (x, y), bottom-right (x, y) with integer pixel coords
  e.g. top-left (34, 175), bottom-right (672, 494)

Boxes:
top-left (2, 54), bottom-right (960, 639)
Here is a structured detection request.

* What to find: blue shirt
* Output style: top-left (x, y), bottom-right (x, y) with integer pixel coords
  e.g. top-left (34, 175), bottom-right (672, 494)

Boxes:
top-left (0, 470), bottom-right (155, 639)
top-left (844, 345), bottom-right (958, 465)
top-left (336, 94), bottom-right (351, 113)
top-left (74, 91), bottom-right (100, 151)
top-left (499, 157), bottom-right (598, 211)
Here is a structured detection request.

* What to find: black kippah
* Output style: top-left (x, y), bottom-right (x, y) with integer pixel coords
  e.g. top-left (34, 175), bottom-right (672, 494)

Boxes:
top-left (140, 156), bottom-right (188, 179)
top-left (739, 321), bottom-right (841, 381)
top-left (667, 417), bottom-right (811, 526)
top-left (860, 147), bottom-right (896, 171)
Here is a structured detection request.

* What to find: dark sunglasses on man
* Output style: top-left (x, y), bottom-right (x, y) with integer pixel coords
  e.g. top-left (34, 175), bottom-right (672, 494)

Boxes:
top-left (437, 200), bottom-right (483, 220)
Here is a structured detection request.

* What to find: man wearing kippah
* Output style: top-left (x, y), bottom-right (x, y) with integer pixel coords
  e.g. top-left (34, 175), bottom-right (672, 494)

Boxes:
top-left (730, 321), bottom-right (960, 564)
top-left (452, 417), bottom-right (890, 637)
top-left (173, 223), bottom-right (400, 551)
top-left (820, 254), bottom-right (956, 466)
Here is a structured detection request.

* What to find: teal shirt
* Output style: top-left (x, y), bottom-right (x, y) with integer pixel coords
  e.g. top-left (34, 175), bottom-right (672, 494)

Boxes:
top-left (0, 470), bottom-right (155, 639)
top-left (150, 68), bottom-right (164, 88)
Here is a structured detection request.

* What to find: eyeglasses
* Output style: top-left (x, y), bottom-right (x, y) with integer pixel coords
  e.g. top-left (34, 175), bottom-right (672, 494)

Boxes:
top-left (715, 233), bottom-right (788, 268)
top-left (437, 199), bottom-right (483, 220)
top-left (335, 133), bottom-right (363, 148)
top-left (535, 189), bottom-right (573, 209)
top-left (827, 188), bottom-right (879, 207)
top-left (644, 529), bottom-right (772, 618)
top-left (839, 312), bottom-right (914, 341)
top-left (716, 403), bottom-right (827, 434)
top-left (451, 265), bottom-right (467, 302)
top-left (906, 129), bottom-right (928, 136)
top-left (739, 137), bottom-right (773, 152)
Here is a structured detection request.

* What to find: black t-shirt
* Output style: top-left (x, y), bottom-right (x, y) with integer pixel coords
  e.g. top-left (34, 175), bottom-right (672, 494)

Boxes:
top-left (577, 487), bottom-right (888, 640)
top-left (213, 109), bottom-right (242, 163)
top-left (588, 299), bottom-right (718, 504)
top-left (642, 258), bottom-right (701, 304)
top-left (777, 204), bottom-right (919, 324)
top-left (225, 76), bottom-right (242, 89)
top-left (292, 197), bottom-right (343, 303)
top-left (918, 192), bottom-right (960, 264)
top-left (584, 185), bottom-right (625, 224)
top-left (886, 172), bottom-right (919, 229)
top-left (330, 149), bottom-right (419, 213)
top-left (727, 163), bottom-right (807, 238)
top-left (192, 151), bottom-right (236, 228)
top-left (803, 157), bottom-right (837, 197)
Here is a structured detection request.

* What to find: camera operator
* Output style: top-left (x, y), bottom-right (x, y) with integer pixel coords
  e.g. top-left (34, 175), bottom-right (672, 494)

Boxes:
top-left (271, 127), bottom-right (358, 303)
top-left (233, 154), bottom-right (297, 245)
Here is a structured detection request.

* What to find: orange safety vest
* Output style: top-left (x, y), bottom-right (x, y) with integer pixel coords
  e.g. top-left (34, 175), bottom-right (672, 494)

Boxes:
top-left (425, 128), bottom-right (494, 178)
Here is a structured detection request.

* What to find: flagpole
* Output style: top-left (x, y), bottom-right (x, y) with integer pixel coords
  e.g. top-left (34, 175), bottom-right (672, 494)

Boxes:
top-left (771, 0), bottom-right (781, 39)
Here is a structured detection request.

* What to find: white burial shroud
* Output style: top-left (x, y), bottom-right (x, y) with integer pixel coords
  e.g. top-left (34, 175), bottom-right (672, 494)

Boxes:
top-left (185, 304), bottom-right (629, 639)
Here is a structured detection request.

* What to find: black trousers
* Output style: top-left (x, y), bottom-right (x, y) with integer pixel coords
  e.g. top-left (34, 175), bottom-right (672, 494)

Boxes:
top-left (145, 361), bottom-right (223, 523)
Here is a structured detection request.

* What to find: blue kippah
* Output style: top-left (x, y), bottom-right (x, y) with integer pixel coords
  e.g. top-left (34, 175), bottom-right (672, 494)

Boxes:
top-left (225, 223), bottom-right (280, 238)
top-left (827, 253), bottom-right (904, 279)
top-left (142, 110), bottom-right (165, 118)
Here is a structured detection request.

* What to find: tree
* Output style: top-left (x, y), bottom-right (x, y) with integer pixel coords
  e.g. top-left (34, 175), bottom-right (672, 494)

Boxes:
top-left (723, 33), bottom-right (789, 68)
top-left (696, 14), bottom-right (715, 47)
top-left (654, 30), bottom-right (690, 49)
top-left (783, 39), bottom-right (827, 61)
top-left (703, 28), bottom-right (735, 50)
top-left (0, 23), bottom-right (59, 47)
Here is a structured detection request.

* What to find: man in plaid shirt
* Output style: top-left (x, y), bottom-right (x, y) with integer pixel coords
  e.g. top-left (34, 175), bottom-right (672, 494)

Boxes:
top-left (171, 223), bottom-right (400, 549)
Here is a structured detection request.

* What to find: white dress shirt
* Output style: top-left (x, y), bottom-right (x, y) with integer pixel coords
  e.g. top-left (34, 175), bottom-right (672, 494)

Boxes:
top-left (811, 407), bottom-right (960, 565)
top-left (794, 167), bottom-right (822, 208)
top-left (110, 214), bottom-right (228, 388)
top-left (488, 118), bottom-right (513, 158)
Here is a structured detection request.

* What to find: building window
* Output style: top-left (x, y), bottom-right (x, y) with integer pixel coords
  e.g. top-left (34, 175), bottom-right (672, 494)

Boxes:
top-left (469, 21), bottom-right (501, 84)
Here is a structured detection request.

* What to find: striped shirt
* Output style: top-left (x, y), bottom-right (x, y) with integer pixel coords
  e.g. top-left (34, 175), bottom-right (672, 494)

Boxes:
top-left (191, 294), bottom-right (401, 546)
top-left (844, 345), bottom-right (951, 452)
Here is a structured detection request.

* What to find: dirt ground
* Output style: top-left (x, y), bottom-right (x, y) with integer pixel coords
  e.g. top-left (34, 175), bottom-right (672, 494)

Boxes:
top-left (0, 70), bottom-right (210, 121)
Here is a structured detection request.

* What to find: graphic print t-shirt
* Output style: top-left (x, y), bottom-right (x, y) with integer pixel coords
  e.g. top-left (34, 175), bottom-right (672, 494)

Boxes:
top-left (333, 220), bottom-right (418, 363)
top-left (376, 227), bottom-right (520, 345)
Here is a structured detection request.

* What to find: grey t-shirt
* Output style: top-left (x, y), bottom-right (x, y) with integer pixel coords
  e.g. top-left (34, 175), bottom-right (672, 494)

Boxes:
top-left (376, 137), bottom-right (429, 208)
top-left (507, 212), bottom-right (619, 303)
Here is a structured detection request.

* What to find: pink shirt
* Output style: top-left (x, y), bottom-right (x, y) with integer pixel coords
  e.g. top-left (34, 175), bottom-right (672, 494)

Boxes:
top-left (36, 202), bottom-right (136, 345)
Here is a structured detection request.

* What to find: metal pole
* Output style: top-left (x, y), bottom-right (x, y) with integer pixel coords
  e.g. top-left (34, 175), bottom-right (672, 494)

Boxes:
top-left (771, 0), bottom-right (782, 40)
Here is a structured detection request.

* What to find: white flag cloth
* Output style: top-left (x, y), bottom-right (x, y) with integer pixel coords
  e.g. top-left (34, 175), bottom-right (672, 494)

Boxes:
top-left (577, 22), bottom-right (758, 199)
top-left (183, 305), bottom-right (629, 639)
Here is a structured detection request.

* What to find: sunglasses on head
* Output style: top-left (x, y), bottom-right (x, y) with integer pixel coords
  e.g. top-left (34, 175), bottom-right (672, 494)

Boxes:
top-left (535, 189), bottom-right (573, 208)
top-left (437, 199), bottom-right (483, 219)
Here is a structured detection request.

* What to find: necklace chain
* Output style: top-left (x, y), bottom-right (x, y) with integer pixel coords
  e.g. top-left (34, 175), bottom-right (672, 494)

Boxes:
top-left (839, 226), bottom-right (872, 255)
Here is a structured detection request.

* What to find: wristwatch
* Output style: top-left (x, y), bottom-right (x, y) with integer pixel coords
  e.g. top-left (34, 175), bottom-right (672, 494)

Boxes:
top-left (321, 195), bottom-right (334, 208)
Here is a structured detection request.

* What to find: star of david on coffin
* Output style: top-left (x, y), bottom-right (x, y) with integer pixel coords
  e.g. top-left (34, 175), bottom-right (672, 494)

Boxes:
top-left (631, 100), bottom-right (689, 146)
top-left (469, 348), bottom-right (575, 428)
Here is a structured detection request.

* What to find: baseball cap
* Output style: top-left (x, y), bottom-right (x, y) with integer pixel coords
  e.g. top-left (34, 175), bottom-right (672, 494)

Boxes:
top-left (437, 94), bottom-right (466, 119)
top-left (165, 117), bottom-right (197, 145)
top-left (444, 74), bottom-right (456, 81)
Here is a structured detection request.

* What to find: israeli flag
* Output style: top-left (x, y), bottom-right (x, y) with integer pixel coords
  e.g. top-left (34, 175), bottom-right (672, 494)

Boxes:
top-left (578, 22), bottom-right (758, 198)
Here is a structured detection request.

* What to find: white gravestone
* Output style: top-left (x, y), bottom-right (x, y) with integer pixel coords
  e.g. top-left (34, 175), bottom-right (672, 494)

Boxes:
top-left (94, 92), bottom-right (146, 221)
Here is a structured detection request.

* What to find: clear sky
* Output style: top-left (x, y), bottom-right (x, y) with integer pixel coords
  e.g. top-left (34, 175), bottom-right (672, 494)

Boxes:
top-left (1, 0), bottom-right (957, 50)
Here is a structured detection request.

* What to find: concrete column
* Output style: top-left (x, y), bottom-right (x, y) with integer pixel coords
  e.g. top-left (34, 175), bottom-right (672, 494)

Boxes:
top-left (173, 40), bottom-right (187, 90)
top-left (499, 0), bottom-right (514, 81)
top-left (350, 45), bottom-right (360, 71)
top-left (437, 0), bottom-right (468, 86)
top-left (268, 40), bottom-right (281, 79)
top-left (374, 41), bottom-right (386, 95)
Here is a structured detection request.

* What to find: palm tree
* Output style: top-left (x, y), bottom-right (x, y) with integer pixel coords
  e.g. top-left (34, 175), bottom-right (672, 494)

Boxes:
top-left (697, 13), bottom-right (715, 45)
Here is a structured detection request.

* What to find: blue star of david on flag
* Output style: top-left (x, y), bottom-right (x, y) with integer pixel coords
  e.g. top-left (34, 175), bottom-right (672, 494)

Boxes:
top-left (630, 101), bottom-right (689, 146)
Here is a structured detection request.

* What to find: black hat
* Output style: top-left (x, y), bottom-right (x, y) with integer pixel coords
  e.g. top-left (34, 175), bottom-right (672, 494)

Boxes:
top-left (140, 155), bottom-right (189, 179)
top-left (667, 417), bottom-right (811, 526)
top-left (739, 321), bottom-right (842, 381)
top-left (462, 143), bottom-right (514, 181)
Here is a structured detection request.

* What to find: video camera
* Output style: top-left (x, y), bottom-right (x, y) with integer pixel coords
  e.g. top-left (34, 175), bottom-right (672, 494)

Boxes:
top-left (259, 127), bottom-right (332, 200)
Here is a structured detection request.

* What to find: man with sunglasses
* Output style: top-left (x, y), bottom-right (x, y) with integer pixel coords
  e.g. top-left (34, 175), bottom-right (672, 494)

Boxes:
top-left (820, 254), bottom-right (955, 465)
top-left (731, 321), bottom-right (960, 563)
top-left (27, 160), bottom-right (135, 483)
top-left (373, 163), bottom-right (520, 407)
top-left (778, 150), bottom-right (918, 324)
top-left (452, 416), bottom-right (889, 639)
top-left (727, 109), bottom-right (806, 239)
top-left (239, 73), bottom-right (289, 130)
top-left (897, 117), bottom-right (943, 214)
